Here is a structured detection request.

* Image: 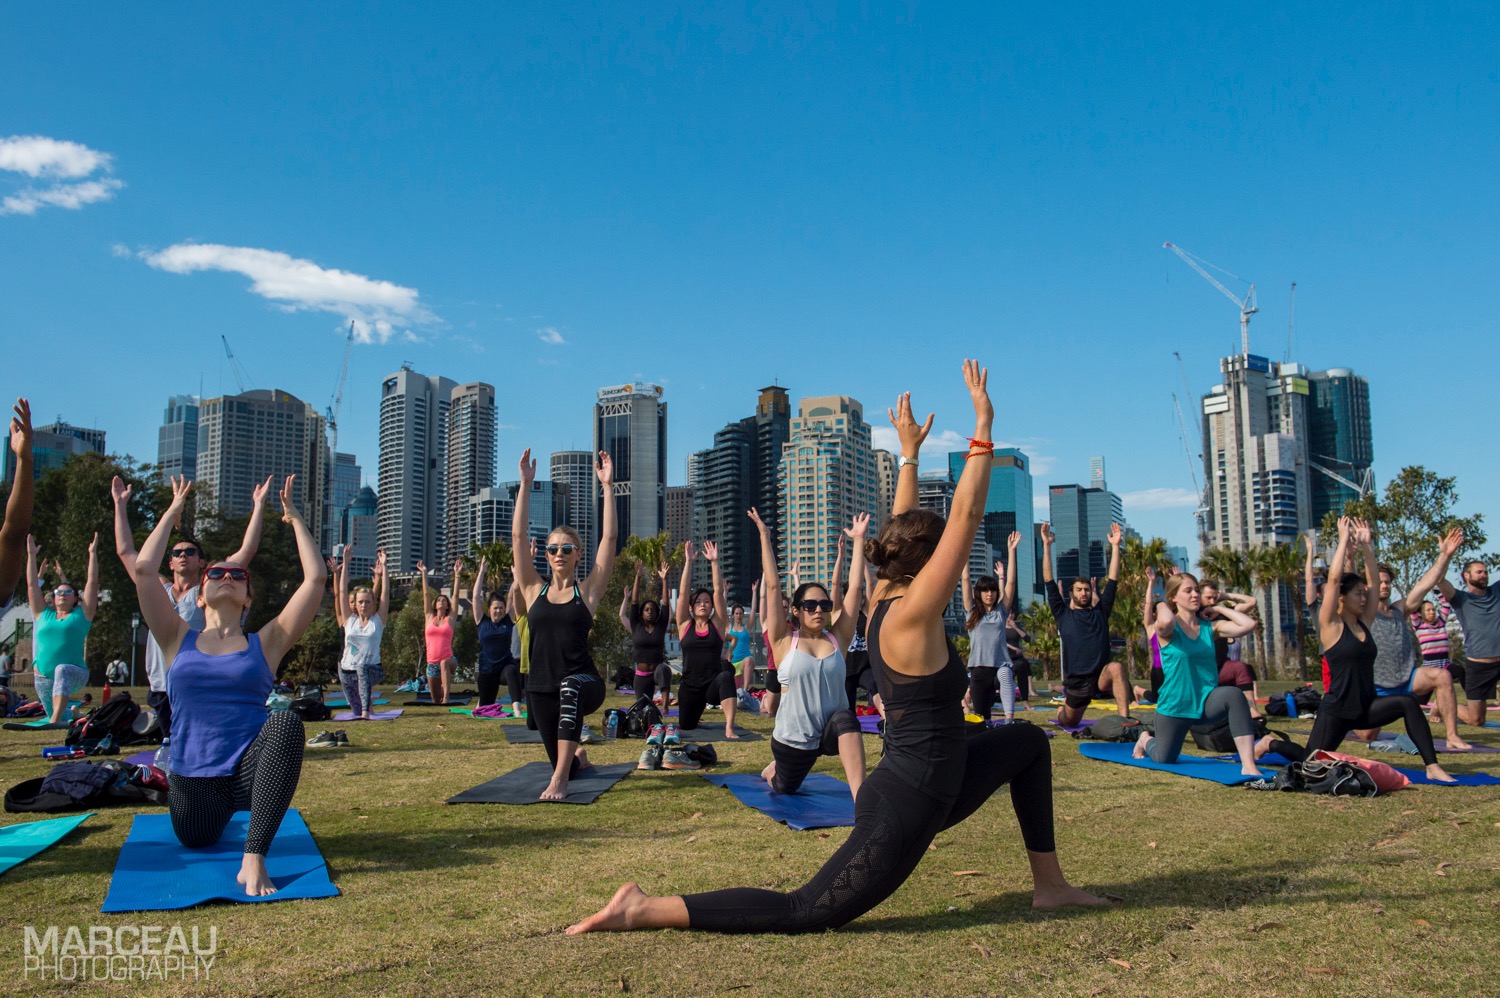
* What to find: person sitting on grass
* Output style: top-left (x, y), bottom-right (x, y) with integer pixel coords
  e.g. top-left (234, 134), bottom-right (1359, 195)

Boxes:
top-left (129, 475), bottom-right (326, 895)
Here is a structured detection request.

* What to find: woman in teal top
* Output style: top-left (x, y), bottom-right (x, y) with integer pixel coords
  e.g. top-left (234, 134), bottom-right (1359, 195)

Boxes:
top-left (1133, 572), bottom-right (1260, 776)
top-left (26, 533), bottom-right (99, 723)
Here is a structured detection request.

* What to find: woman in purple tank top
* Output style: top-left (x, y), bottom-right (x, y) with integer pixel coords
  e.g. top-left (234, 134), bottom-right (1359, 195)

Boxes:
top-left (130, 474), bottom-right (327, 896)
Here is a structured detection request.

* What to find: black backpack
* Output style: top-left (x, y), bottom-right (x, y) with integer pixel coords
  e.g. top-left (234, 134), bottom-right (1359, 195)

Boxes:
top-left (1265, 685), bottom-right (1323, 717)
top-left (1075, 715), bottom-right (1153, 742)
top-left (621, 695), bottom-right (663, 739)
top-left (290, 697), bottom-right (331, 722)
top-left (65, 692), bottom-right (141, 752)
top-left (1255, 758), bottom-right (1380, 797)
top-left (297, 683), bottom-right (325, 703)
top-left (1191, 716), bottom-right (1284, 753)
top-left (4, 759), bottom-right (168, 813)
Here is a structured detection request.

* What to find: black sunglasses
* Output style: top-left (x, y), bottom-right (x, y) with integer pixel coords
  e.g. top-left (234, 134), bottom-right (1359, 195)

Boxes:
top-left (205, 566), bottom-right (249, 581)
top-left (171, 547), bottom-right (200, 558)
top-left (795, 599), bottom-right (835, 613)
top-left (545, 544), bottom-right (577, 555)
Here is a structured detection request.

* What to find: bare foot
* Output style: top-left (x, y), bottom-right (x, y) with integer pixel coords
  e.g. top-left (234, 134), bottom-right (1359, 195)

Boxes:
top-left (1241, 763), bottom-right (1263, 777)
top-left (1425, 763), bottom-right (1457, 784)
top-left (540, 779), bottom-right (570, 801)
top-left (361, 713), bottom-right (372, 721)
top-left (1253, 734), bottom-right (1276, 760)
top-left (567, 883), bottom-right (648, 934)
top-left (760, 760), bottom-right (776, 783)
top-left (1033, 883), bottom-right (1113, 909)
top-left (574, 747), bottom-right (594, 773)
top-left (237, 854), bottom-right (278, 897)
top-left (1444, 735), bottom-right (1473, 752)
top-left (1132, 730), bottom-right (1152, 759)
top-left (724, 728), bottom-right (740, 740)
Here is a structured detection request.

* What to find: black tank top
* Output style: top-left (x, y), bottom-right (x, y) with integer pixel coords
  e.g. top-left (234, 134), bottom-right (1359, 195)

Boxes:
top-left (1321, 619), bottom-right (1377, 720)
top-left (867, 597), bottom-right (969, 802)
top-left (845, 610), bottom-right (869, 679)
top-left (526, 585), bottom-right (598, 692)
top-left (679, 621), bottom-right (725, 687)
top-left (631, 617), bottom-right (666, 666)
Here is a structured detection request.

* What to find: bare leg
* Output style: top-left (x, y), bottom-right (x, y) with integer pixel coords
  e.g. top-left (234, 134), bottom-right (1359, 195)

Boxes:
top-left (567, 883), bottom-right (690, 934)
top-left (442, 659), bottom-right (456, 703)
top-left (237, 853), bottom-right (277, 897)
top-left (836, 731), bottom-right (866, 800)
top-left (1027, 852), bottom-right (1112, 909)
top-left (1233, 733), bottom-right (1259, 777)
top-left (722, 696), bottom-right (739, 739)
top-left (1416, 668), bottom-right (1470, 750)
top-left (1099, 662), bottom-right (1130, 717)
top-left (1244, 688), bottom-right (1262, 720)
top-left (1457, 698), bottom-right (1484, 727)
top-left (1056, 703), bottom-right (1085, 728)
top-left (764, 691), bottom-right (779, 716)
top-left (50, 692), bottom-right (68, 724)
top-left (541, 739), bottom-right (581, 800)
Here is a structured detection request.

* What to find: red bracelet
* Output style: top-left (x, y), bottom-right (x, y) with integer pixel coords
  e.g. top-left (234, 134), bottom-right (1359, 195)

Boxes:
top-left (966, 437), bottom-right (994, 450)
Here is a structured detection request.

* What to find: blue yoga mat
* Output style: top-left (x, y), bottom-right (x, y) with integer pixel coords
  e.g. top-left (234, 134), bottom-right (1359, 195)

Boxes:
top-left (701, 773), bottom-right (855, 830)
top-left (1392, 767), bottom-right (1500, 787)
top-left (1077, 741), bottom-right (1273, 785)
top-left (102, 808), bottom-right (338, 912)
top-left (0, 813), bottom-right (92, 876)
top-left (325, 698), bottom-right (389, 708)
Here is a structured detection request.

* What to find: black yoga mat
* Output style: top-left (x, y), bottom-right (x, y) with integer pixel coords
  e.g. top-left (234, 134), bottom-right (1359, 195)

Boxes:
top-left (446, 761), bottom-right (634, 804)
top-left (501, 725), bottom-right (761, 744)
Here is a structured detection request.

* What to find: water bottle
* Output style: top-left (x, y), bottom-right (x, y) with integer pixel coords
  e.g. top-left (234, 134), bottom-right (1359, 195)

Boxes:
top-left (1285, 693), bottom-right (1298, 719)
top-left (42, 746), bottom-right (84, 759)
top-left (605, 710), bottom-right (619, 742)
top-left (154, 736), bottom-right (173, 775)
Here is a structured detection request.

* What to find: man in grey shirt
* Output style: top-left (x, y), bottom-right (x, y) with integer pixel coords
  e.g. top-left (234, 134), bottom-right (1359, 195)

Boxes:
top-left (1439, 540), bottom-right (1500, 727)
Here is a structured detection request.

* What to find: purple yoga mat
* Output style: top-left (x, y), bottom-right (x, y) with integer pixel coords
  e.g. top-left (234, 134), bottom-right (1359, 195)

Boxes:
top-left (1436, 739), bottom-right (1500, 753)
top-left (333, 709), bottom-right (404, 721)
top-left (125, 749), bottom-right (157, 766)
top-left (858, 714), bottom-right (882, 734)
top-left (1048, 718), bottom-right (1096, 733)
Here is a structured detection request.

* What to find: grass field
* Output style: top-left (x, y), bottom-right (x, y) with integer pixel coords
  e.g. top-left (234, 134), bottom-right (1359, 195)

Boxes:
top-left (1, 683), bottom-right (1498, 997)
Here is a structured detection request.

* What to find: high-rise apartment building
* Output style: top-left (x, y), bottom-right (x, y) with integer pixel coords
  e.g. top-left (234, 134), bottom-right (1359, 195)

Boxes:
top-left (594, 383), bottom-right (666, 555)
top-left (323, 452), bottom-right (362, 554)
top-left (196, 389), bottom-right (328, 547)
top-left (377, 368), bottom-right (457, 572)
top-left (3, 419), bottom-right (107, 480)
top-left (443, 382), bottom-right (497, 564)
top-left (873, 450), bottom-right (897, 525)
top-left (337, 485), bottom-right (379, 578)
top-left (667, 486), bottom-right (694, 553)
top-left (1046, 482), bottom-right (1119, 583)
top-left (157, 395), bottom-right (200, 482)
top-left (948, 447), bottom-right (1038, 607)
top-left (1306, 368), bottom-right (1373, 523)
top-left (550, 451), bottom-right (597, 575)
top-left (917, 475), bottom-right (993, 630)
top-left (779, 395), bottom-right (880, 589)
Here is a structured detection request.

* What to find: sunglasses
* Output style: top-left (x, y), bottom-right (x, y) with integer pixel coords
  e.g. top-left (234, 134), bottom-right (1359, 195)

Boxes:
top-left (545, 544), bottom-right (577, 555)
top-left (171, 547), bottom-right (199, 558)
top-left (205, 566), bottom-right (249, 581)
top-left (795, 599), bottom-right (835, 613)
top-left (54, 588), bottom-right (76, 597)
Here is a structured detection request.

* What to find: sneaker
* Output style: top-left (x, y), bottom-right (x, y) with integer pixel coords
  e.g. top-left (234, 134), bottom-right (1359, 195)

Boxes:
top-left (663, 724), bottom-right (680, 746)
top-left (307, 730), bottom-right (338, 748)
top-left (334, 731), bottom-right (350, 747)
top-left (646, 724), bottom-right (665, 746)
top-left (661, 747), bottom-right (701, 771)
top-left (578, 724), bottom-right (597, 745)
top-left (637, 745), bottom-right (664, 770)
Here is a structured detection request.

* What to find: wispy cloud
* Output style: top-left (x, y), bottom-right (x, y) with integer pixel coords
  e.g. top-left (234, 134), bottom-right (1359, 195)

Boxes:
top-left (0, 135), bottom-right (123, 216)
top-left (1121, 487), bottom-right (1201, 511)
top-left (138, 242), bottom-right (435, 344)
top-left (870, 426), bottom-right (1056, 476)
top-left (537, 326), bottom-right (566, 345)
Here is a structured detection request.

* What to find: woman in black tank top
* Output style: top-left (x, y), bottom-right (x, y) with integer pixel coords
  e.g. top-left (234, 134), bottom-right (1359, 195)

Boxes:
top-left (510, 448), bottom-right (618, 800)
top-left (675, 541), bottom-right (740, 737)
top-left (618, 560), bottom-right (672, 706)
top-left (570, 361), bottom-right (1106, 936)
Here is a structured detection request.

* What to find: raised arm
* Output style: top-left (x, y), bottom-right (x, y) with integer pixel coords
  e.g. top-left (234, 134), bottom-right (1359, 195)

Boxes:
top-left (375, 550), bottom-right (390, 619)
top-left (1319, 517), bottom-right (1352, 633)
top-left (510, 449), bottom-right (543, 599)
top-left (887, 392), bottom-right (933, 517)
top-left (676, 541), bottom-right (697, 631)
top-left (1106, 522), bottom-right (1123, 582)
top-left (1354, 519), bottom-right (1379, 627)
top-left (831, 532), bottom-right (847, 609)
top-left (1039, 522), bottom-right (1056, 585)
top-left (833, 513), bottom-right (869, 647)
top-left (334, 547), bottom-right (351, 627)
top-left (1142, 566), bottom-right (1158, 636)
top-left (1206, 599), bottom-right (1258, 640)
top-left (472, 555), bottom-right (487, 626)
top-left (110, 475), bottom-right (141, 577)
top-left (81, 533), bottom-right (100, 620)
top-left (619, 562), bottom-right (640, 631)
top-left (704, 541), bottom-right (729, 632)
top-left (1303, 530), bottom-right (1320, 607)
top-left (451, 559), bottom-right (465, 621)
top-left (0, 399), bottom-right (34, 599)
top-left (131, 477), bottom-right (195, 660)
top-left (1221, 591), bottom-right (1259, 616)
top-left (257, 476), bottom-right (328, 667)
top-left (1401, 528), bottom-right (1463, 614)
top-left (581, 451), bottom-right (617, 611)
top-left (960, 562), bottom-right (974, 614)
top-left (225, 475), bottom-right (273, 566)
top-left (1003, 531), bottom-right (1020, 610)
top-left (750, 509), bottom-right (788, 650)
top-left (657, 558), bottom-right (672, 621)
top-left (418, 559), bottom-right (432, 618)
top-left (24, 535), bottom-right (44, 616)
top-left (1152, 587), bottom-right (1177, 642)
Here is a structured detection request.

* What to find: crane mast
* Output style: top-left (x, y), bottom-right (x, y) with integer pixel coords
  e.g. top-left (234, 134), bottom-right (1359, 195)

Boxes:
top-left (326, 322), bottom-right (354, 453)
top-left (1163, 242), bottom-right (1259, 355)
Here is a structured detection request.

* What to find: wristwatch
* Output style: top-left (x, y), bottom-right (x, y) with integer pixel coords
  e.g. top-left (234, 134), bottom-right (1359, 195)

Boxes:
top-left (898, 456), bottom-right (919, 469)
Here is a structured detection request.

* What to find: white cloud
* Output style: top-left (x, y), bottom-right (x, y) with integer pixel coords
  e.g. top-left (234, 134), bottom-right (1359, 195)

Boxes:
top-left (139, 242), bottom-right (434, 344)
top-left (1120, 487), bottom-right (1202, 511)
top-left (870, 426), bottom-right (1056, 477)
top-left (537, 326), bottom-right (566, 345)
top-left (0, 135), bottom-right (122, 216)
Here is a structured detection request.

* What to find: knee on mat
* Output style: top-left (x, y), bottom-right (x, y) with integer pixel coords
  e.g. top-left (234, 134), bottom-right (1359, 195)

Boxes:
top-left (171, 818), bottom-right (223, 850)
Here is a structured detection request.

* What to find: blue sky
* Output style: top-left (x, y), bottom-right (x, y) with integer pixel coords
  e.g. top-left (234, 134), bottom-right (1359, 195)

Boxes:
top-left (3, 4), bottom-right (1497, 558)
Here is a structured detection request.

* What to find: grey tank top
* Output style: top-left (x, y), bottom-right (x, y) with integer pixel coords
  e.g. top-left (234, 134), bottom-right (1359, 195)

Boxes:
top-left (771, 631), bottom-right (846, 752)
top-left (966, 606), bottom-right (1011, 669)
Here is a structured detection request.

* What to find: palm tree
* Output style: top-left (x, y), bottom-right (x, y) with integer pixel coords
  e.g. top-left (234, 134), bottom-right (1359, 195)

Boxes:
top-left (1016, 601), bottom-right (1060, 683)
top-left (1248, 543), bottom-right (1308, 681)
top-left (1111, 536), bottom-right (1175, 680)
top-left (1198, 546), bottom-right (1256, 666)
top-left (467, 540), bottom-right (514, 592)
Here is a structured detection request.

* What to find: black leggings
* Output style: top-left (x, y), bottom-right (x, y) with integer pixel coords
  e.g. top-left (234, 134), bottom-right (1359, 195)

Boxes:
top-left (1306, 694), bottom-right (1439, 766)
top-left (168, 710), bottom-right (304, 855)
top-left (770, 709), bottom-right (860, 794)
top-left (843, 667), bottom-right (877, 710)
top-left (683, 723), bottom-right (1055, 933)
top-left (504, 663), bottom-right (526, 708)
top-left (476, 670), bottom-right (502, 708)
top-left (679, 671), bottom-right (735, 730)
top-left (633, 663), bottom-right (666, 702)
top-left (527, 673), bottom-right (605, 777)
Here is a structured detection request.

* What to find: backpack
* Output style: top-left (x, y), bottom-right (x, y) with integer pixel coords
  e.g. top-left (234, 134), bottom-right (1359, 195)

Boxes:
top-left (1191, 716), bottom-right (1284, 753)
top-left (66, 692), bottom-right (141, 752)
top-left (1256, 758), bottom-right (1381, 797)
top-left (4, 759), bottom-right (168, 813)
top-left (296, 683), bottom-right (325, 703)
top-left (622, 695), bottom-right (663, 739)
top-left (1265, 685), bottom-right (1323, 717)
top-left (290, 697), bottom-right (331, 722)
top-left (1076, 715), bottom-right (1153, 742)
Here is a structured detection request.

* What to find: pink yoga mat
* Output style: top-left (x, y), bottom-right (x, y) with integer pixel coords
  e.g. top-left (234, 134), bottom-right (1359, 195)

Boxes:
top-left (333, 709), bottom-right (404, 721)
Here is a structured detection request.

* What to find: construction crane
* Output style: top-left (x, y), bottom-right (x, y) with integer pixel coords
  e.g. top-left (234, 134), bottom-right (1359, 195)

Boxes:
top-left (1164, 242), bottom-right (1259, 355)
top-left (220, 335), bottom-right (252, 394)
top-left (1308, 457), bottom-right (1375, 499)
top-left (1284, 281), bottom-right (1297, 362)
top-left (326, 322), bottom-right (354, 453)
top-left (1172, 352), bottom-right (1210, 550)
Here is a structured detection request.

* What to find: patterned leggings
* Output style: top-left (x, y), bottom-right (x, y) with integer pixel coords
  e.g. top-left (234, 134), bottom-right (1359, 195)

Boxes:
top-left (168, 710), bottom-right (304, 855)
top-left (682, 722), bottom-right (1056, 933)
top-left (338, 663), bottom-right (385, 716)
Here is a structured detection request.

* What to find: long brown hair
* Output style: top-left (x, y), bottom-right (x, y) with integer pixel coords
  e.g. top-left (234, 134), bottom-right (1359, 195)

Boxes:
top-left (965, 575), bottom-right (1000, 631)
top-left (866, 510), bottom-right (945, 583)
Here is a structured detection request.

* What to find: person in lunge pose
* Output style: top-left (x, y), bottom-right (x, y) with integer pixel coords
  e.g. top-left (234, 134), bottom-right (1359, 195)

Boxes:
top-left (511, 448), bottom-right (617, 800)
top-left (334, 547), bottom-right (388, 719)
top-left (618, 559), bottom-right (671, 706)
top-left (752, 506), bottom-right (868, 801)
top-left (568, 361), bottom-right (1106, 936)
top-left (130, 476), bottom-right (325, 895)
top-left (1300, 517), bottom-right (1454, 782)
top-left (471, 556), bottom-right (519, 710)
top-left (1437, 537), bottom-right (1500, 729)
top-left (1042, 520), bottom-right (1129, 727)
top-left (1132, 573), bottom-right (1262, 776)
top-left (416, 559), bottom-right (462, 705)
top-left (675, 540), bottom-right (740, 738)
top-left (962, 533), bottom-right (1022, 723)
top-left (1200, 581), bottom-right (1262, 719)
top-left (26, 534), bottom-right (99, 722)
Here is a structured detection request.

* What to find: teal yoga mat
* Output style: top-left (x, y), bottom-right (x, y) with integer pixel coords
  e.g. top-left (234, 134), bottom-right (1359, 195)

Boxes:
top-left (1077, 741), bottom-right (1273, 785)
top-left (0, 813), bottom-right (92, 876)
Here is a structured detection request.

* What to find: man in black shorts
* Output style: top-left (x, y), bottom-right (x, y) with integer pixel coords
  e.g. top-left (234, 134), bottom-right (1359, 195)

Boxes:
top-left (1438, 545), bottom-right (1500, 727)
top-left (1041, 521), bottom-right (1128, 727)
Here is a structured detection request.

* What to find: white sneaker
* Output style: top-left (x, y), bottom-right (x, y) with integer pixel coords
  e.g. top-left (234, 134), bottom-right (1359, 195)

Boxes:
top-left (578, 724), bottom-right (597, 744)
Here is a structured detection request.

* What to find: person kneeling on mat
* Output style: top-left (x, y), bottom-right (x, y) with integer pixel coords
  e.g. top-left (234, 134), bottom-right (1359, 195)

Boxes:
top-left (752, 507), bottom-right (869, 802)
top-left (129, 475), bottom-right (325, 896)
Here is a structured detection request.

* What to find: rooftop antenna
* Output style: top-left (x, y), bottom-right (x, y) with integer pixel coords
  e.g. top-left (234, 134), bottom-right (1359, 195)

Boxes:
top-left (1284, 281), bottom-right (1297, 363)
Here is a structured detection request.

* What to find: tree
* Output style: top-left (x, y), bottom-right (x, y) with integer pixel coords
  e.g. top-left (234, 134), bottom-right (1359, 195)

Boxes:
top-left (1247, 543), bottom-right (1306, 680)
top-left (382, 594), bottom-right (428, 688)
top-left (467, 539), bottom-right (514, 593)
top-left (279, 612), bottom-right (342, 687)
top-left (586, 555), bottom-right (639, 680)
top-left (1109, 536), bottom-right (1174, 679)
top-left (1016, 601), bottom-right (1059, 682)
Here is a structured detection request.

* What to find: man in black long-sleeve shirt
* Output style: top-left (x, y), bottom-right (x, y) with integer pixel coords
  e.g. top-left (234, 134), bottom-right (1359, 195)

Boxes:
top-left (1042, 521), bottom-right (1131, 726)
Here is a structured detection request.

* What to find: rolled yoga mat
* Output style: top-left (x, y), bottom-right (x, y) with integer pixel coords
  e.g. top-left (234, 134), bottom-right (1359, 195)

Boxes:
top-left (446, 761), bottom-right (634, 805)
top-left (1076, 741), bottom-right (1273, 785)
top-left (701, 773), bottom-right (854, 830)
top-left (0, 813), bottom-right (92, 877)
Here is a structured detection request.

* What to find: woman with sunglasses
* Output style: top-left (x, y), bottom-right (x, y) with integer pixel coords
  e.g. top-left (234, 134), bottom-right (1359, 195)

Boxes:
top-left (511, 449), bottom-right (617, 800)
top-left (961, 533), bottom-right (1021, 724)
top-left (752, 506), bottom-right (868, 801)
top-left (415, 558), bottom-right (463, 705)
top-left (618, 559), bottom-right (672, 707)
top-left (334, 546), bottom-right (388, 719)
top-left (675, 540), bottom-right (740, 739)
top-left (570, 361), bottom-right (1104, 936)
top-left (25, 534), bottom-right (99, 723)
top-left (129, 475), bottom-right (325, 896)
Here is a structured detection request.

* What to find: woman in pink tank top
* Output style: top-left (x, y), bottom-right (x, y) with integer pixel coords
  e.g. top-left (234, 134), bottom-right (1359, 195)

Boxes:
top-left (418, 559), bottom-right (462, 704)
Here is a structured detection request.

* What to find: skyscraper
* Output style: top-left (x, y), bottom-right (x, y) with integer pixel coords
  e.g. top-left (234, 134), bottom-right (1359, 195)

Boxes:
top-left (1306, 368), bottom-right (1373, 522)
top-left (550, 451), bottom-right (597, 574)
top-left (324, 452), bottom-right (362, 554)
top-left (1046, 482), bottom-right (1118, 583)
top-left (917, 474), bottom-right (992, 630)
top-left (666, 486), bottom-right (694, 553)
top-left (157, 395), bottom-right (200, 482)
top-left (948, 447), bottom-right (1037, 607)
top-left (594, 383), bottom-right (667, 554)
top-left (377, 368), bottom-right (457, 572)
top-left (498, 479), bottom-right (568, 577)
top-left (443, 382), bottom-right (497, 564)
top-left (690, 420), bottom-right (754, 599)
top-left (873, 449), bottom-right (897, 526)
top-left (3, 419), bottom-right (107, 480)
top-left (337, 485), bottom-right (379, 578)
top-left (779, 395), bottom-right (880, 588)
